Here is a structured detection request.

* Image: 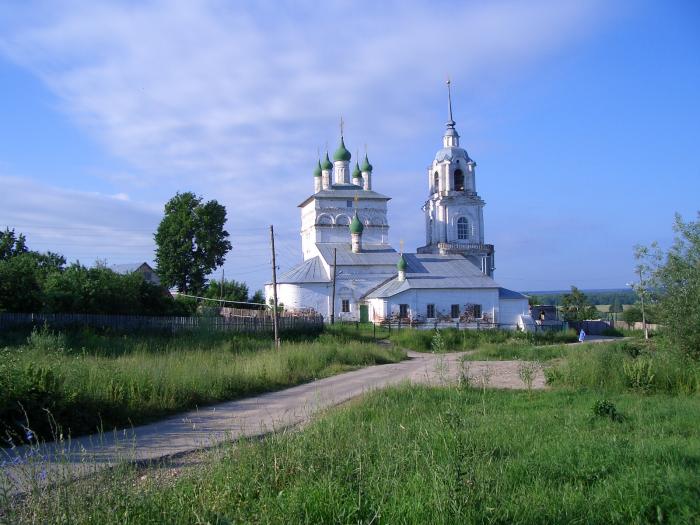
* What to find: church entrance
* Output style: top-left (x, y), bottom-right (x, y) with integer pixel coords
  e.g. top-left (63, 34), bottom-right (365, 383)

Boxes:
top-left (359, 304), bottom-right (369, 323)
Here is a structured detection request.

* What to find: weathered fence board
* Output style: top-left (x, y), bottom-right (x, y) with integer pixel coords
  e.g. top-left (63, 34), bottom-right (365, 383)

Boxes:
top-left (0, 312), bottom-right (323, 334)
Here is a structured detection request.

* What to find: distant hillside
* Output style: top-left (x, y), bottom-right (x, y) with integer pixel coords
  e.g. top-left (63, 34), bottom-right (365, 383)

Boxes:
top-left (522, 288), bottom-right (638, 306)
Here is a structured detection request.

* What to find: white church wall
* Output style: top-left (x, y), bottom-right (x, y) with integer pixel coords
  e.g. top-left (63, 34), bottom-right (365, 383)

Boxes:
top-left (498, 298), bottom-right (530, 329)
top-left (266, 283), bottom-right (330, 318)
top-left (380, 288), bottom-right (499, 321)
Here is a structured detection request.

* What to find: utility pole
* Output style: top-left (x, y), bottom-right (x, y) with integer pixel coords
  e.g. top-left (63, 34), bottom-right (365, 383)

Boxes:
top-left (638, 267), bottom-right (649, 340)
top-left (270, 225), bottom-right (280, 348)
top-left (330, 248), bottom-right (337, 325)
top-left (220, 267), bottom-right (225, 306)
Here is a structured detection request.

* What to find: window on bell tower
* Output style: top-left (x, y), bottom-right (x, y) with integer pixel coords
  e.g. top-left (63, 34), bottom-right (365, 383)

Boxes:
top-left (454, 169), bottom-right (465, 191)
top-left (457, 217), bottom-right (469, 240)
top-left (433, 172), bottom-right (439, 193)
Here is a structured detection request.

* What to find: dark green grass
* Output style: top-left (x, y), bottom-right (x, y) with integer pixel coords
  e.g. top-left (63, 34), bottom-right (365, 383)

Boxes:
top-left (387, 327), bottom-right (578, 353)
top-left (8, 386), bottom-right (700, 524)
top-left (0, 327), bottom-right (405, 445)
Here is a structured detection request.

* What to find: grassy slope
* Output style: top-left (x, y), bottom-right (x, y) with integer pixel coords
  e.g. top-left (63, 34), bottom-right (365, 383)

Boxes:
top-left (0, 328), bottom-right (405, 444)
top-left (10, 386), bottom-right (700, 524)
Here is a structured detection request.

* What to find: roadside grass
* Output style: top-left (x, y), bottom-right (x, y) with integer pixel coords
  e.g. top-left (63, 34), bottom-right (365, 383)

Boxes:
top-left (6, 385), bottom-right (699, 524)
top-left (375, 326), bottom-right (578, 353)
top-left (546, 339), bottom-right (700, 396)
top-left (0, 327), bottom-right (405, 445)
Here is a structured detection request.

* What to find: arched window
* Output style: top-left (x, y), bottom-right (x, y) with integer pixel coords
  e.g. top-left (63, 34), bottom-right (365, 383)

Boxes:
top-left (317, 214), bottom-right (333, 225)
top-left (433, 172), bottom-right (439, 193)
top-left (457, 217), bottom-right (469, 240)
top-left (335, 215), bottom-right (350, 226)
top-left (454, 169), bottom-right (465, 191)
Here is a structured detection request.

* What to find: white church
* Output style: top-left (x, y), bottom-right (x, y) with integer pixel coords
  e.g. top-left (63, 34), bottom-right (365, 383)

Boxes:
top-left (266, 83), bottom-right (530, 328)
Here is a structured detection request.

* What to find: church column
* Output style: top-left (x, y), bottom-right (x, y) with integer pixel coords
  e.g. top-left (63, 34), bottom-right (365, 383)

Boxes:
top-left (320, 152), bottom-right (332, 190)
top-left (333, 135), bottom-right (351, 184)
top-left (360, 153), bottom-right (373, 191)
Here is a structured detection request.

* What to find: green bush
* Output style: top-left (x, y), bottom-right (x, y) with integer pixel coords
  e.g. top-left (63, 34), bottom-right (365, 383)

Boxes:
top-left (592, 399), bottom-right (624, 422)
top-left (389, 327), bottom-right (577, 353)
top-left (546, 341), bottom-right (700, 395)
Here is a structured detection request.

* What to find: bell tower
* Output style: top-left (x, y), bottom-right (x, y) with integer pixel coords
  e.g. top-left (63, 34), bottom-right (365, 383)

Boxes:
top-left (417, 80), bottom-right (495, 277)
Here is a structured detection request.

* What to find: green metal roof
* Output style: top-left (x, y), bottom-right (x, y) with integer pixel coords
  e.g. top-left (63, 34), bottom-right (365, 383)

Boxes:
top-left (352, 161), bottom-right (362, 179)
top-left (333, 137), bottom-right (352, 162)
top-left (320, 152), bottom-right (333, 170)
top-left (349, 211), bottom-right (364, 234)
top-left (360, 153), bottom-right (373, 172)
top-left (397, 254), bottom-right (407, 271)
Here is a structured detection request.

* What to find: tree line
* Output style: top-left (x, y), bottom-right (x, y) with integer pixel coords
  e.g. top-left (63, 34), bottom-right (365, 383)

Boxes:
top-left (0, 191), bottom-right (263, 316)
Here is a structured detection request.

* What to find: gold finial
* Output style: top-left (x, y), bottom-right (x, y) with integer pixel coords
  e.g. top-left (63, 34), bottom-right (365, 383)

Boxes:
top-left (340, 116), bottom-right (345, 137)
top-left (354, 192), bottom-right (359, 206)
top-left (400, 239), bottom-right (405, 254)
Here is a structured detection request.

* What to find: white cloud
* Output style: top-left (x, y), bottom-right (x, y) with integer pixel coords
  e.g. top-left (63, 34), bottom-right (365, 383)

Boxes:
top-left (0, 176), bottom-right (160, 265)
top-left (0, 0), bottom-right (611, 289)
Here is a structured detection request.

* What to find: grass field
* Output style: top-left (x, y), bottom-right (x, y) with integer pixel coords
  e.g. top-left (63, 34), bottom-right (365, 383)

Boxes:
top-left (4, 336), bottom-right (700, 524)
top-left (6, 384), bottom-right (699, 524)
top-left (0, 326), bottom-right (405, 445)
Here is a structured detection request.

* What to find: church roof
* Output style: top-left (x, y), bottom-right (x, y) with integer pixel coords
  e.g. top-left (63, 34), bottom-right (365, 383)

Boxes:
top-left (363, 253), bottom-right (499, 299)
top-left (316, 243), bottom-right (398, 266)
top-left (333, 137), bottom-right (352, 161)
top-left (298, 187), bottom-right (390, 207)
top-left (499, 288), bottom-right (528, 300)
top-left (434, 146), bottom-right (471, 163)
top-left (275, 256), bottom-right (329, 284)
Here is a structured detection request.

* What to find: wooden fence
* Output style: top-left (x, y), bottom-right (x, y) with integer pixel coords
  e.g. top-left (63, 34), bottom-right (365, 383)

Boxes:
top-left (0, 312), bottom-right (324, 334)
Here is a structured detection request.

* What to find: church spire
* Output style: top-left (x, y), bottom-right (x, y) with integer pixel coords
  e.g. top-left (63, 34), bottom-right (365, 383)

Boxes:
top-left (443, 78), bottom-right (459, 147)
top-left (446, 78), bottom-right (456, 130)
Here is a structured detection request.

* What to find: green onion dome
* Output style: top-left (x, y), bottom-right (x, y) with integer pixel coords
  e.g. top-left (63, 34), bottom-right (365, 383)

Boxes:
top-left (360, 153), bottom-right (373, 172)
top-left (320, 152), bottom-right (333, 170)
top-left (352, 162), bottom-right (362, 179)
top-left (349, 211), bottom-right (364, 234)
top-left (397, 254), bottom-right (407, 271)
top-left (313, 159), bottom-right (322, 177)
top-left (333, 137), bottom-right (352, 162)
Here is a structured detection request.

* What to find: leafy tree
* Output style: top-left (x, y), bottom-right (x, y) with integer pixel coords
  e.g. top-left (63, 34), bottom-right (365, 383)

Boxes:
top-left (637, 213), bottom-right (700, 357)
top-left (527, 294), bottom-right (541, 307)
top-left (0, 228), bottom-right (28, 260)
top-left (154, 192), bottom-right (232, 293)
top-left (621, 305), bottom-right (643, 327)
top-left (609, 298), bottom-right (623, 314)
top-left (250, 289), bottom-right (265, 305)
top-left (0, 254), bottom-right (44, 312)
top-left (0, 230), bottom-right (65, 312)
top-left (560, 286), bottom-right (599, 322)
top-left (203, 278), bottom-right (249, 304)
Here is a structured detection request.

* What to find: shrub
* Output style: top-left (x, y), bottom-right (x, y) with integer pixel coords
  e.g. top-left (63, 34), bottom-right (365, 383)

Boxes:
top-left (623, 357), bottom-right (655, 392)
top-left (592, 399), bottom-right (624, 421)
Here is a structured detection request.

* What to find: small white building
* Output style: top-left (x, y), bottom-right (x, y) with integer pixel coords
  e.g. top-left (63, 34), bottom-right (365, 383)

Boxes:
top-left (266, 83), bottom-right (529, 328)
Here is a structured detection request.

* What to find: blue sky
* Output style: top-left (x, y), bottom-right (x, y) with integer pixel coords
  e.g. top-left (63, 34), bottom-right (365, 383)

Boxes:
top-left (0, 0), bottom-right (698, 293)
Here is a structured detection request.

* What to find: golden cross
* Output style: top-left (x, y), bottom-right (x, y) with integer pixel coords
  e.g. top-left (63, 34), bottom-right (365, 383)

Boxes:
top-left (400, 239), bottom-right (405, 254)
top-left (354, 192), bottom-right (359, 207)
top-left (340, 116), bottom-right (345, 137)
